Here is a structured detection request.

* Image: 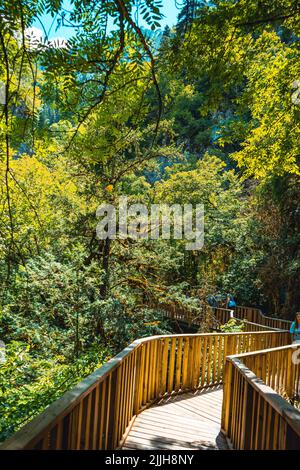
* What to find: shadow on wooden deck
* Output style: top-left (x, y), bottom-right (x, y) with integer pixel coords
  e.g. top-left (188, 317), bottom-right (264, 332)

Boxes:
top-left (123, 385), bottom-right (228, 450)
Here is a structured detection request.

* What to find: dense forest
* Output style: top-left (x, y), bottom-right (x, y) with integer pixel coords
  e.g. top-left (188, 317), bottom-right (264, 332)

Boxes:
top-left (0, 0), bottom-right (299, 441)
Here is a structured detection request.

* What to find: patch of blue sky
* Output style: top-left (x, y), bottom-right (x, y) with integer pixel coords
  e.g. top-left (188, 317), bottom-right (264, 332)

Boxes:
top-left (32, 0), bottom-right (180, 41)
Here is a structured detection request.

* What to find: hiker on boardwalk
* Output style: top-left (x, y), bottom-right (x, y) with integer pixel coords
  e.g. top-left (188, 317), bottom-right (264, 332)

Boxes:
top-left (290, 313), bottom-right (300, 344)
top-left (226, 293), bottom-right (237, 311)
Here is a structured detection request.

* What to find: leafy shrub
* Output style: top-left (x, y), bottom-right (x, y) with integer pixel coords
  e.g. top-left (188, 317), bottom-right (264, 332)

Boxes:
top-left (219, 318), bottom-right (245, 332)
top-left (0, 341), bottom-right (109, 442)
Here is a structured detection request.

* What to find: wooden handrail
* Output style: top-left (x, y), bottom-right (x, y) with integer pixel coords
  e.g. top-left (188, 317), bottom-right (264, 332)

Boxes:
top-left (213, 307), bottom-right (286, 332)
top-left (163, 304), bottom-right (292, 332)
top-left (234, 306), bottom-right (292, 330)
top-left (0, 330), bottom-right (290, 450)
top-left (222, 344), bottom-right (300, 449)
top-left (230, 344), bottom-right (300, 399)
top-left (233, 318), bottom-right (284, 332)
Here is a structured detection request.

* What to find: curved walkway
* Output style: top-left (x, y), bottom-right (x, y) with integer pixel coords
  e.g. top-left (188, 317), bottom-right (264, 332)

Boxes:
top-left (123, 386), bottom-right (228, 450)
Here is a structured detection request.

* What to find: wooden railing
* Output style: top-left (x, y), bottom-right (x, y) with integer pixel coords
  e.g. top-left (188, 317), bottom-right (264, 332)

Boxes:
top-left (234, 306), bottom-right (292, 330)
top-left (213, 305), bottom-right (291, 331)
top-left (160, 304), bottom-right (203, 326)
top-left (161, 303), bottom-right (292, 332)
top-left (241, 345), bottom-right (300, 398)
top-left (214, 307), bottom-right (287, 332)
top-left (0, 330), bottom-right (290, 450)
top-left (222, 344), bottom-right (300, 449)
top-left (213, 307), bottom-right (232, 325)
top-left (235, 320), bottom-right (284, 332)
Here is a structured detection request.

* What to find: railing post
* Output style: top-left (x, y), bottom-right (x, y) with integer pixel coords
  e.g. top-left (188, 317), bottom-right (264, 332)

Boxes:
top-left (226, 334), bottom-right (233, 356)
top-left (241, 382), bottom-right (254, 449)
top-left (107, 368), bottom-right (120, 449)
top-left (221, 358), bottom-right (233, 434)
top-left (285, 348), bottom-right (293, 397)
top-left (133, 345), bottom-right (143, 415)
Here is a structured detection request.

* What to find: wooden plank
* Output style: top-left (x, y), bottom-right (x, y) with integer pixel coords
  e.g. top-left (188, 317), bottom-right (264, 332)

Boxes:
top-left (76, 400), bottom-right (83, 450)
top-left (104, 375), bottom-right (111, 449)
top-left (168, 338), bottom-right (176, 393)
top-left (182, 337), bottom-right (190, 389)
top-left (201, 336), bottom-right (207, 387)
top-left (133, 417), bottom-right (221, 435)
top-left (0, 326), bottom-right (294, 451)
top-left (92, 384), bottom-right (100, 450)
top-left (128, 425), bottom-right (220, 441)
top-left (143, 342), bottom-right (150, 404)
top-left (119, 357), bottom-right (128, 441)
top-left (98, 380), bottom-right (106, 449)
top-left (122, 388), bottom-right (227, 450)
top-left (55, 421), bottom-right (63, 450)
top-left (175, 337), bottom-right (183, 391)
top-left (161, 338), bottom-right (169, 396)
top-left (84, 393), bottom-right (92, 449)
top-left (207, 336), bottom-right (213, 386)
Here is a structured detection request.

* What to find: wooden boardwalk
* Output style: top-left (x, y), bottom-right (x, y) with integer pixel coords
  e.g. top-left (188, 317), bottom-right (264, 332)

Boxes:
top-left (123, 386), bottom-right (228, 450)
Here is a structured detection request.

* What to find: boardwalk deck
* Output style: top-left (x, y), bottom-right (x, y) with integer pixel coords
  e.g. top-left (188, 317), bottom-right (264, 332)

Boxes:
top-left (1, 323), bottom-right (296, 451)
top-left (123, 386), bottom-right (228, 450)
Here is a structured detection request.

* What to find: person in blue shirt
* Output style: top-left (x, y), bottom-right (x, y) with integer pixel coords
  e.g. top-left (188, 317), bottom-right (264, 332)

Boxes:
top-left (290, 313), bottom-right (300, 344)
top-left (226, 294), bottom-right (237, 310)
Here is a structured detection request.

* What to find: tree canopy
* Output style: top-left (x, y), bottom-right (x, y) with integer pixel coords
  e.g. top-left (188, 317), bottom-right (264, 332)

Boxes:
top-left (0, 0), bottom-right (299, 440)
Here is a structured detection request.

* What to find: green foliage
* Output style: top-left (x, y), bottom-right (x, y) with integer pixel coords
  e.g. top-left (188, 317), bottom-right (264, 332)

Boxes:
top-left (231, 32), bottom-right (300, 178)
top-left (0, 341), bottom-right (109, 442)
top-left (1, 0), bottom-right (300, 443)
top-left (219, 318), bottom-right (245, 333)
top-left (166, 2), bottom-right (300, 178)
